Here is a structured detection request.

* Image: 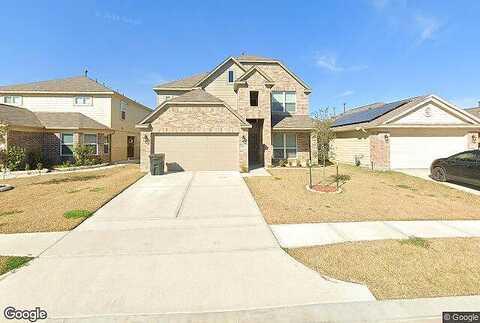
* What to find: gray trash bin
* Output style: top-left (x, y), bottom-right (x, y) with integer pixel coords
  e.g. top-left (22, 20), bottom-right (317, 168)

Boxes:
top-left (150, 153), bottom-right (165, 175)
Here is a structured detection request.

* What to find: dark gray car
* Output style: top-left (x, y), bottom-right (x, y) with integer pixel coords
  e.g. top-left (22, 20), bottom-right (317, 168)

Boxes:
top-left (430, 150), bottom-right (480, 187)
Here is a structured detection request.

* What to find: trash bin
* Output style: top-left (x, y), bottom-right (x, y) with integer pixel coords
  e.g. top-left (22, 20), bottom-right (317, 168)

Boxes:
top-left (150, 153), bottom-right (165, 175)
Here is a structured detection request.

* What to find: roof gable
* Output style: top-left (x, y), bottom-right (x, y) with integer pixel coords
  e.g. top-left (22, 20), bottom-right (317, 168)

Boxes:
top-left (384, 95), bottom-right (480, 126)
top-left (137, 89), bottom-right (249, 128)
top-left (236, 66), bottom-right (274, 83)
top-left (193, 57), bottom-right (246, 88)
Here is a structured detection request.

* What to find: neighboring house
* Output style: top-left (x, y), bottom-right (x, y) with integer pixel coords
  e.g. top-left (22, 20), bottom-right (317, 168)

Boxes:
top-left (0, 76), bottom-right (151, 165)
top-left (465, 105), bottom-right (480, 118)
top-left (137, 55), bottom-right (318, 172)
top-left (331, 95), bottom-right (480, 170)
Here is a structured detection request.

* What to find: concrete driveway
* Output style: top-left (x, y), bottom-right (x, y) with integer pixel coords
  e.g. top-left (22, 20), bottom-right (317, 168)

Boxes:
top-left (0, 171), bottom-right (373, 321)
top-left (397, 168), bottom-right (480, 196)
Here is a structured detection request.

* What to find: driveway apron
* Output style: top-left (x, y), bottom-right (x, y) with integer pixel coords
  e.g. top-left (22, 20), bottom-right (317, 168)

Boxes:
top-left (0, 171), bottom-right (373, 321)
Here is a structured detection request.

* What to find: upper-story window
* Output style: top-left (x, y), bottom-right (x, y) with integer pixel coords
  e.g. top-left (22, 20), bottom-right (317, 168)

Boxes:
top-left (3, 96), bottom-right (22, 105)
top-left (120, 101), bottom-right (127, 120)
top-left (250, 91), bottom-right (259, 107)
top-left (271, 91), bottom-right (296, 113)
top-left (228, 70), bottom-right (235, 83)
top-left (74, 96), bottom-right (92, 106)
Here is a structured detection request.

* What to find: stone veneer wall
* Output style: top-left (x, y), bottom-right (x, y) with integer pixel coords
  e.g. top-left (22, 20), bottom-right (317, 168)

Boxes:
top-left (467, 132), bottom-right (480, 149)
top-left (369, 132), bottom-right (390, 170)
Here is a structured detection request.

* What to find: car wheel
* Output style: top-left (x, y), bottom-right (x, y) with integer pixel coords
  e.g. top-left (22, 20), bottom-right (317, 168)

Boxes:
top-left (432, 167), bottom-right (447, 182)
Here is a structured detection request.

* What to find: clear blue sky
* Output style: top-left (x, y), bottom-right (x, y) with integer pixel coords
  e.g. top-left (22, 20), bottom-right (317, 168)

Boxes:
top-left (1, 0), bottom-right (479, 113)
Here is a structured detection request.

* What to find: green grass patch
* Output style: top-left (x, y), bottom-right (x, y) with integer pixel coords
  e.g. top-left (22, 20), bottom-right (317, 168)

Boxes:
top-left (89, 187), bottom-right (105, 192)
top-left (399, 237), bottom-right (430, 249)
top-left (63, 209), bottom-right (93, 219)
top-left (0, 210), bottom-right (23, 217)
top-left (1, 256), bottom-right (33, 275)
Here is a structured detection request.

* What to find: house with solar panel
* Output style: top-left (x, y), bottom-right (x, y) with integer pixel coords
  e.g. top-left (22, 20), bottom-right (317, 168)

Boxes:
top-left (331, 95), bottom-right (480, 169)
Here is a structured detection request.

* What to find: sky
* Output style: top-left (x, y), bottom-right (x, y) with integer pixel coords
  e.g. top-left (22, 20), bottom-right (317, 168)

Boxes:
top-left (1, 0), bottom-right (479, 114)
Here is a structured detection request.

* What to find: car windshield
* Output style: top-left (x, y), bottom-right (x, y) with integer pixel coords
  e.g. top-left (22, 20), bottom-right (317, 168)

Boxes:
top-left (451, 151), bottom-right (477, 162)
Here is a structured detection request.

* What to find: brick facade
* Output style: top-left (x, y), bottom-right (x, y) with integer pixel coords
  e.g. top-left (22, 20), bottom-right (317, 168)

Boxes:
top-left (5, 129), bottom-right (111, 167)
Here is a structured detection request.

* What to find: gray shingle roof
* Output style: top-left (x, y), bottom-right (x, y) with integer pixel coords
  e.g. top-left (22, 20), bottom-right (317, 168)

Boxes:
top-left (0, 104), bottom-right (43, 128)
top-left (0, 104), bottom-right (110, 130)
top-left (169, 89), bottom-right (223, 103)
top-left (0, 76), bottom-right (114, 93)
top-left (272, 115), bottom-right (314, 129)
top-left (332, 96), bottom-right (427, 128)
top-left (235, 54), bottom-right (276, 62)
top-left (154, 73), bottom-right (209, 89)
top-left (34, 112), bottom-right (109, 130)
top-left (465, 107), bottom-right (480, 118)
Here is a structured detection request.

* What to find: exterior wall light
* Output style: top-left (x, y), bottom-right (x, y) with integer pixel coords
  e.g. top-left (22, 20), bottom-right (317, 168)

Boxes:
top-left (384, 134), bottom-right (389, 143)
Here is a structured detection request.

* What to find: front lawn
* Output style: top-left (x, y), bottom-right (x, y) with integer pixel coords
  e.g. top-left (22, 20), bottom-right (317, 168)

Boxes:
top-left (244, 165), bottom-right (480, 224)
top-left (0, 165), bottom-right (145, 233)
top-left (287, 238), bottom-right (480, 299)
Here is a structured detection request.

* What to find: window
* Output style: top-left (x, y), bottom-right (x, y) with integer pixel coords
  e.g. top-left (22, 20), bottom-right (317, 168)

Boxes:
top-left (453, 151), bottom-right (476, 162)
top-left (104, 135), bottom-right (110, 154)
top-left (83, 134), bottom-right (98, 155)
top-left (3, 96), bottom-right (22, 105)
top-left (228, 70), bottom-right (234, 83)
top-left (273, 133), bottom-right (297, 159)
top-left (271, 91), bottom-right (296, 113)
top-left (250, 91), bottom-right (259, 107)
top-left (61, 133), bottom-right (74, 156)
top-left (74, 96), bottom-right (92, 106)
top-left (120, 101), bottom-right (127, 120)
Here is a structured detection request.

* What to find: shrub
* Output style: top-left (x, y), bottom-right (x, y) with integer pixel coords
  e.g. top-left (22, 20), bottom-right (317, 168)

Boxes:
top-left (73, 145), bottom-right (102, 166)
top-left (6, 145), bottom-right (26, 171)
top-left (25, 150), bottom-right (42, 169)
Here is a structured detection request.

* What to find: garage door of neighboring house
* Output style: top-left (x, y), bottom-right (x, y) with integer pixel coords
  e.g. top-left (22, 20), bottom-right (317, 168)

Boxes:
top-left (154, 133), bottom-right (239, 171)
top-left (390, 135), bottom-right (467, 169)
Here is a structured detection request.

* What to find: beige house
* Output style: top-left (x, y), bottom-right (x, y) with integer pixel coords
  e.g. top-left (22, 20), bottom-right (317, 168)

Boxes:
top-left (331, 95), bottom-right (480, 170)
top-left (137, 55), bottom-right (318, 172)
top-left (0, 76), bottom-right (151, 164)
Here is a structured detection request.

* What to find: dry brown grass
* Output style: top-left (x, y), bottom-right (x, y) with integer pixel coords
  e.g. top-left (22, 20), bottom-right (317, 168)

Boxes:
top-left (0, 165), bottom-right (145, 233)
top-left (244, 165), bottom-right (480, 224)
top-left (287, 238), bottom-right (480, 299)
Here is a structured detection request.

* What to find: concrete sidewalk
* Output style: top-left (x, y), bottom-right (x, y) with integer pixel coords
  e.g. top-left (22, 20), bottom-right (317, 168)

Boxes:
top-left (0, 231), bottom-right (68, 257)
top-left (0, 171), bottom-right (373, 321)
top-left (44, 295), bottom-right (480, 323)
top-left (271, 220), bottom-right (480, 248)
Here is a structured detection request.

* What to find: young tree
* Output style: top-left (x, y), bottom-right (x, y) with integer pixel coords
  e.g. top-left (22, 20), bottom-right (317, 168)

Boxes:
top-left (312, 107), bottom-right (336, 177)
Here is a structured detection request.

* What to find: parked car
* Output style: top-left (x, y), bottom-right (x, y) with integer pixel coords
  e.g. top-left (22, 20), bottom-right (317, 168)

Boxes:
top-left (430, 150), bottom-right (480, 187)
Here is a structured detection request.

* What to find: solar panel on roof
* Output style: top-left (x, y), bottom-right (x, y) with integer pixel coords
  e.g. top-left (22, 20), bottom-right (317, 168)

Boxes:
top-left (332, 98), bottom-right (413, 127)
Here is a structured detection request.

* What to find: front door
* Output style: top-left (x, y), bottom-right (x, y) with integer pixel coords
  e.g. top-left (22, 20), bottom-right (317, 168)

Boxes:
top-left (247, 119), bottom-right (264, 168)
top-left (127, 136), bottom-right (135, 159)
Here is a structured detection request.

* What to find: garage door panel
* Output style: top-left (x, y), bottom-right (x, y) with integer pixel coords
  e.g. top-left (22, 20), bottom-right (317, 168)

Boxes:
top-left (390, 136), bottom-right (466, 169)
top-left (154, 134), bottom-right (239, 171)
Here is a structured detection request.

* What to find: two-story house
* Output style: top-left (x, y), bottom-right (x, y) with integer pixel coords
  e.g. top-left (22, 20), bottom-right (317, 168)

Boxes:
top-left (137, 55), bottom-right (318, 172)
top-left (0, 76), bottom-right (151, 165)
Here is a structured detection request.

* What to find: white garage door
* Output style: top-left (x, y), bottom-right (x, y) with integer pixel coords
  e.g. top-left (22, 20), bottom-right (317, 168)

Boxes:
top-left (390, 135), bottom-right (466, 169)
top-left (154, 133), bottom-right (239, 171)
